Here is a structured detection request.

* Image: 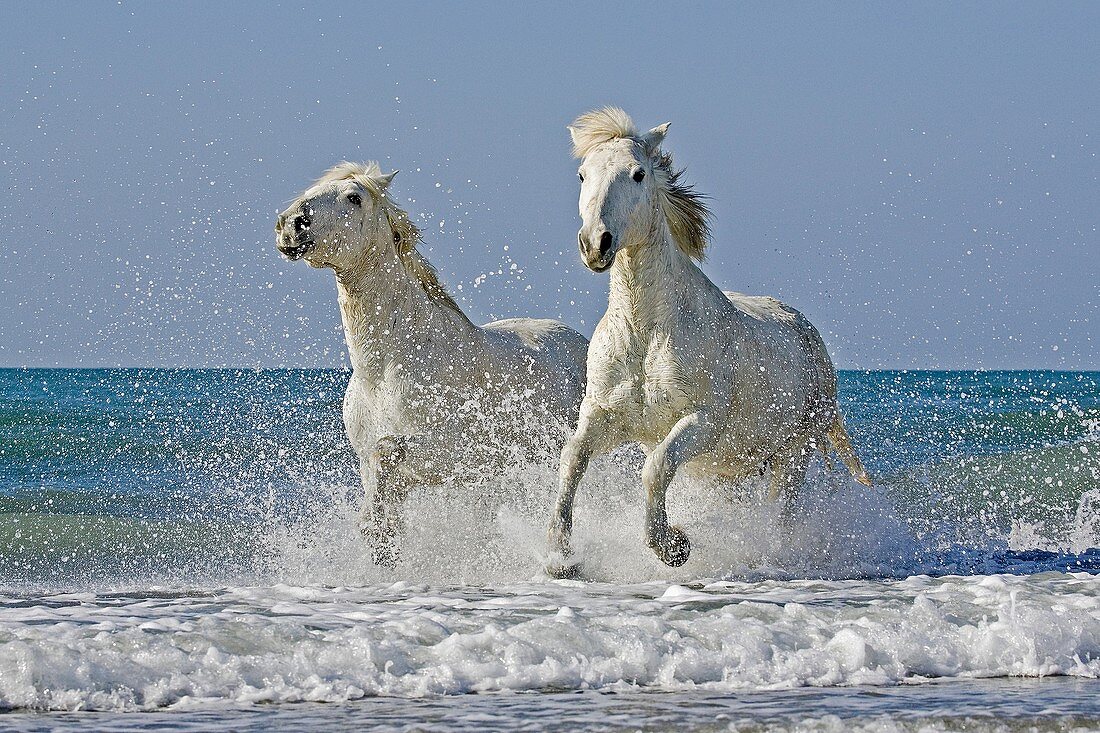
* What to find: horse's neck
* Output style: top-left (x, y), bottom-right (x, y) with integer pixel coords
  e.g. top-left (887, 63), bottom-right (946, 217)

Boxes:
top-left (608, 228), bottom-right (704, 332)
top-left (335, 252), bottom-right (474, 381)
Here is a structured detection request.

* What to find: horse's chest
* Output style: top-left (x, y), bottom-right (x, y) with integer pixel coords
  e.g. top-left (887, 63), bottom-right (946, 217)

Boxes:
top-left (600, 339), bottom-right (697, 434)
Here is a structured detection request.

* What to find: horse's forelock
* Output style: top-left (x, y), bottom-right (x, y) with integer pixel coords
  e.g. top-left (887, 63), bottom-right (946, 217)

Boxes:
top-left (312, 160), bottom-right (389, 199)
top-left (570, 107), bottom-right (638, 158)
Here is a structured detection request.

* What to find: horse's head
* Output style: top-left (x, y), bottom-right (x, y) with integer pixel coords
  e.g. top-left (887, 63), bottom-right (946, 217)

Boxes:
top-left (569, 109), bottom-right (668, 272)
top-left (569, 108), bottom-right (709, 271)
top-left (275, 162), bottom-right (410, 271)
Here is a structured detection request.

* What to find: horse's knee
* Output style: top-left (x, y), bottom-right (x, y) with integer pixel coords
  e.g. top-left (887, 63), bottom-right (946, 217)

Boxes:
top-left (559, 431), bottom-right (590, 466)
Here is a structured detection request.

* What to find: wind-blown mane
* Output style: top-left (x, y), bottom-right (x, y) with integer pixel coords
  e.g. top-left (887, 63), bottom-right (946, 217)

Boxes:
top-left (569, 107), bottom-right (711, 261)
top-left (569, 107), bottom-right (638, 159)
top-left (313, 161), bottom-right (468, 319)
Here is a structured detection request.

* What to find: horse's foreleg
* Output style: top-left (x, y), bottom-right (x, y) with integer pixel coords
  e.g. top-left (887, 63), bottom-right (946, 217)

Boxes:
top-left (546, 408), bottom-right (610, 578)
top-left (359, 434), bottom-right (450, 568)
top-left (357, 436), bottom-right (415, 568)
top-left (642, 411), bottom-right (722, 567)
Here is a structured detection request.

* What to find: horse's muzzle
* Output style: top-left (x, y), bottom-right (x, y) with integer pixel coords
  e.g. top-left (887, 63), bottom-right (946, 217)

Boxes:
top-left (579, 229), bottom-right (616, 272)
top-left (277, 235), bottom-right (314, 261)
top-left (587, 254), bottom-right (615, 273)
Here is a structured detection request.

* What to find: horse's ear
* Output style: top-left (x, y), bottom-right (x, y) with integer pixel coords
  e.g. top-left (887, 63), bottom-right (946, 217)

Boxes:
top-left (378, 170), bottom-right (398, 190)
top-left (567, 125), bottom-right (580, 146)
top-left (643, 123), bottom-right (670, 153)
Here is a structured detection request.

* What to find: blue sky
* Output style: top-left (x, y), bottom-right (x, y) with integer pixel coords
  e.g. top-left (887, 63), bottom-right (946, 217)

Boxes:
top-left (1, 2), bottom-right (1096, 368)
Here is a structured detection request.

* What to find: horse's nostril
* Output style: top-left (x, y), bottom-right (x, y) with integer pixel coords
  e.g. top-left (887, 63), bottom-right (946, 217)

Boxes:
top-left (599, 231), bottom-right (614, 256)
top-left (293, 214), bottom-right (311, 234)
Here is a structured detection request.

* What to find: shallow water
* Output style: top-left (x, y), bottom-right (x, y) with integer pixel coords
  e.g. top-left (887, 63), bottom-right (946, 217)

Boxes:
top-left (2, 680), bottom-right (1099, 732)
top-left (1, 369), bottom-right (1098, 728)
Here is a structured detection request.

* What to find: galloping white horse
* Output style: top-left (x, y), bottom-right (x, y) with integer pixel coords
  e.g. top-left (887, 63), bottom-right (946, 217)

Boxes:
top-left (276, 162), bottom-right (588, 566)
top-left (547, 109), bottom-right (870, 576)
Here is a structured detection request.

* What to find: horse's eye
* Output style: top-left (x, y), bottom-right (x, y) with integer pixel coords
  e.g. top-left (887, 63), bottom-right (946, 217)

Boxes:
top-left (347, 192), bottom-right (362, 206)
top-left (578, 172), bottom-right (585, 182)
top-left (632, 169), bottom-right (645, 182)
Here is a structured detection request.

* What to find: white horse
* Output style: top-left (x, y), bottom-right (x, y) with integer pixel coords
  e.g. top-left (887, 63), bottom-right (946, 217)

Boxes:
top-left (547, 109), bottom-right (871, 576)
top-left (276, 162), bottom-right (588, 566)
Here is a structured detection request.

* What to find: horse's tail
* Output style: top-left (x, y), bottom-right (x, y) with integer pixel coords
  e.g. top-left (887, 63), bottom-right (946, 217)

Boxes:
top-left (824, 413), bottom-right (873, 487)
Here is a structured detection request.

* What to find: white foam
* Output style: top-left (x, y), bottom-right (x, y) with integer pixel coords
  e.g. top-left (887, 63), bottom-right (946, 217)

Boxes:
top-left (263, 453), bottom-right (921, 588)
top-left (5, 437), bottom-right (1099, 713)
top-left (1, 572), bottom-right (1098, 711)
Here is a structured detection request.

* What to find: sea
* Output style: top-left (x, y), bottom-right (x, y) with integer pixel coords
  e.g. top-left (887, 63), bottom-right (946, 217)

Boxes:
top-left (1, 368), bottom-right (1098, 732)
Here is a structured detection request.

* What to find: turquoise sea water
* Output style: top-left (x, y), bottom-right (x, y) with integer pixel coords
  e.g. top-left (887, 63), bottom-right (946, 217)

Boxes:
top-left (1, 369), bottom-right (1098, 730)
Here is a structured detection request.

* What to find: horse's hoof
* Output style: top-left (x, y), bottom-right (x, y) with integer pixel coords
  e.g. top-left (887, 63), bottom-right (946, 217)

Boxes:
top-left (370, 543), bottom-right (399, 569)
top-left (546, 561), bottom-right (583, 580)
top-left (653, 526), bottom-right (691, 567)
top-left (360, 522), bottom-right (399, 568)
top-left (545, 544), bottom-right (583, 579)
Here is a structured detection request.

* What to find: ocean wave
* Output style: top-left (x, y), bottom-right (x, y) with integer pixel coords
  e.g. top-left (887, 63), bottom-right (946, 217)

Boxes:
top-left (0, 573), bottom-right (1098, 712)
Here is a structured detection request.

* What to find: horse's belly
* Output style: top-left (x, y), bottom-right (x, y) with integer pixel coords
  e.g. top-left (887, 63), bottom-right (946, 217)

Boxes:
top-left (635, 395), bottom-right (805, 480)
top-left (681, 451), bottom-right (758, 483)
top-left (689, 409), bottom-right (812, 480)
top-left (711, 431), bottom-right (774, 474)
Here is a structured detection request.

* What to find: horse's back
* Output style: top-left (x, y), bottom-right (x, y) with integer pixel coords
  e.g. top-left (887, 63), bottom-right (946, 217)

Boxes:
top-left (481, 317), bottom-right (589, 418)
top-left (722, 290), bottom-right (837, 397)
top-left (722, 291), bottom-right (801, 325)
top-left (482, 318), bottom-right (589, 367)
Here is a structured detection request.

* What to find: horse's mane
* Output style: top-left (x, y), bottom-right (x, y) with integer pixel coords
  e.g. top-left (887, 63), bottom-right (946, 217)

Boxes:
top-left (314, 161), bottom-right (470, 321)
top-left (570, 107), bottom-right (711, 261)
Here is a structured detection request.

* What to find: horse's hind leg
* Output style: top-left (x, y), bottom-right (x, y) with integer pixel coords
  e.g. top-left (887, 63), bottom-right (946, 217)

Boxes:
top-left (767, 441), bottom-right (812, 523)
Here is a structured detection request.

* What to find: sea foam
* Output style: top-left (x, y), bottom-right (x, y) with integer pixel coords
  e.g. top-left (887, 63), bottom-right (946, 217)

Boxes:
top-left (1, 573), bottom-right (1098, 711)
